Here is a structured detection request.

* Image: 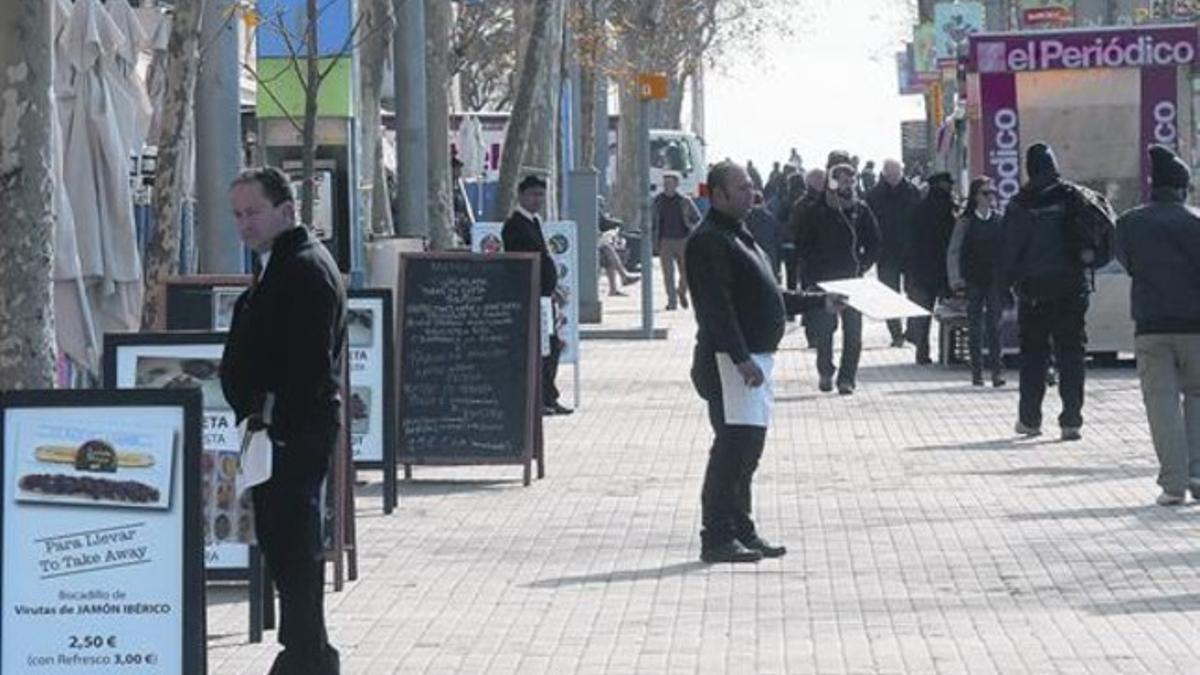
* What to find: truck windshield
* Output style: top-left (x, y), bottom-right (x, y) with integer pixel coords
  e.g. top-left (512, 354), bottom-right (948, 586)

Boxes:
top-left (651, 138), bottom-right (693, 175)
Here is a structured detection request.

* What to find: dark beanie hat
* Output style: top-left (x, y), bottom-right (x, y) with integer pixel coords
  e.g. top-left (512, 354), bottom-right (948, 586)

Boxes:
top-left (1026, 143), bottom-right (1060, 181)
top-left (1149, 144), bottom-right (1191, 189)
top-left (518, 174), bottom-right (548, 192)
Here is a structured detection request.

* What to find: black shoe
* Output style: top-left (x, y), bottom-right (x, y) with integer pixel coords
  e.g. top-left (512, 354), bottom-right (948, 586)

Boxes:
top-left (680, 295), bottom-right (689, 309)
top-left (916, 354), bottom-right (933, 366)
top-left (992, 371), bottom-right (1007, 388)
top-left (837, 382), bottom-right (855, 396)
top-left (818, 376), bottom-right (834, 393)
top-left (890, 336), bottom-right (906, 348)
top-left (739, 536), bottom-right (787, 558)
top-left (972, 373), bottom-right (985, 387)
top-left (545, 402), bottom-right (573, 416)
top-left (701, 541), bottom-right (763, 564)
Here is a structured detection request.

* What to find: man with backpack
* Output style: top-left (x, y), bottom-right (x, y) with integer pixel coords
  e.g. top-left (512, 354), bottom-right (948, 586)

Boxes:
top-left (1116, 145), bottom-right (1200, 506)
top-left (1002, 142), bottom-right (1115, 441)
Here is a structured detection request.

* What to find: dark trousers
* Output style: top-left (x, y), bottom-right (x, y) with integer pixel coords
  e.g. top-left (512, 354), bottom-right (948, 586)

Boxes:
top-left (878, 259), bottom-right (905, 341)
top-left (543, 334), bottom-right (563, 406)
top-left (782, 244), bottom-right (799, 290)
top-left (1018, 294), bottom-right (1088, 429)
top-left (700, 394), bottom-right (767, 549)
top-left (254, 430), bottom-right (339, 675)
top-left (906, 284), bottom-right (936, 358)
top-left (967, 283), bottom-right (1006, 375)
top-left (810, 307), bottom-right (863, 385)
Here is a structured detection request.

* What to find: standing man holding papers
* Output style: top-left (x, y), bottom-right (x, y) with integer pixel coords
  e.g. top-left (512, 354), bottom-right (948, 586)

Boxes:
top-left (220, 167), bottom-right (347, 675)
top-left (687, 161), bottom-right (841, 564)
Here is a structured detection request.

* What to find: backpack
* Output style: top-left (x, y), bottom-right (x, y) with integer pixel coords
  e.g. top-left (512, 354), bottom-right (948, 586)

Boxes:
top-left (1066, 184), bottom-right (1117, 270)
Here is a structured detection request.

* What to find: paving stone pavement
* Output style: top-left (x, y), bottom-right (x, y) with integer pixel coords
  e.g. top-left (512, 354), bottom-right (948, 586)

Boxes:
top-left (207, 285), bottom-right (1200, 675)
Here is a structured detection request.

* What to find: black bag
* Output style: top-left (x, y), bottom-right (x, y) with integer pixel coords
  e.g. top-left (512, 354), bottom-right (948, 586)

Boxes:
top-left (1066, 184), bottom-right (1117, 270)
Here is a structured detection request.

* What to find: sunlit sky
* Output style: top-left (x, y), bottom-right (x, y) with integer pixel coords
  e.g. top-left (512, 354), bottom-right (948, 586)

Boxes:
top-left (702, 0), bottom-right (925, 172)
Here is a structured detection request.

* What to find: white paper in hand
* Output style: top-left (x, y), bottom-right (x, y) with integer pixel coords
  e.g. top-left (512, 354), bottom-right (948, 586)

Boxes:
top-left (236, 419), bottom-right (273, 498)
top-left (715, 353), bottom-right (775, 428)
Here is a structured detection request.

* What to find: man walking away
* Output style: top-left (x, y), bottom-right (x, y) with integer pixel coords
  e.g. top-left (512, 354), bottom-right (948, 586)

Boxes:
top-left (747, 160), bottom-right (764, 191)
top-left (503, 174), bottom-right (573, 416)
top-left (1116, 144), bottom-right (1200, 505)
top-left (653, 172), bottom-right (702, 310)
top-left (859, 160), bottom-right (878, 193)
top-left (687, 161), bottom-right (840, 563)
top-left (906, 172), bottom-right (957, 364)
top-left (1002, 142), bottom-right (1104, 441)
top-left (747, 190), bottom-right (783, 280)
top-left (220, 168), bottom-right (346, 675)
top-left (948, 177), bottom-right (1008, 387)
top-left (866, 159), bottom-right (922, 347)
top-left (795, 162), bottom-right (881, 395)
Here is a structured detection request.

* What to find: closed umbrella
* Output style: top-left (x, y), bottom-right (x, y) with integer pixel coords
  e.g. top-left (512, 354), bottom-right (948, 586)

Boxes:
top-left (458, 115), bottom-right (487, 181)
top-left (51, 0), bottom-right (100, 377)
top-left (59, 0), bottom-right (145, 337)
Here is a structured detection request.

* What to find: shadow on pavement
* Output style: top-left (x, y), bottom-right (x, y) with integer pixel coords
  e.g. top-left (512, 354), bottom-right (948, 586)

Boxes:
top-left (1086, 593), bottom-right (1200, 616)
top-left (967, 465), bottom-right (1148, 479)
top-left (1007, 504), bottom-right (1173, 523)
top-left (905, 437), bottom-right (1037, 452)
top-left (393, 480), bottom-right (522, 498)
top-left (523, 561), bottom-right (709, 589)
top-left (886, 385), bottom-right (1012, 396)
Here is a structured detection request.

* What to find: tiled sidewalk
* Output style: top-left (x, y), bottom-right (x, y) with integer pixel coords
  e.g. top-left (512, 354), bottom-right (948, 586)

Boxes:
top-left (208, 286), bottom-right (1200, 674)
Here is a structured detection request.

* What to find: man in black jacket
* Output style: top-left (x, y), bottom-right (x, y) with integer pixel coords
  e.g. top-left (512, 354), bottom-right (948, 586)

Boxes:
top-left (1116, 145), bottom-right (1200, 505)
top-left (866, 159), bottom-right (922, 347)
top-left (688, 161), bottom-right (839, 564)
top-left (1002, 143), bottom-right (1090, 441)
top-left (220, 167), bottom-right (346, 675)
top-left (795, 162), bottom-right (881, 394)
top-left (906, 172), bottom-right (958, 364)
top-left (503, 174), bottom-right (572, 415)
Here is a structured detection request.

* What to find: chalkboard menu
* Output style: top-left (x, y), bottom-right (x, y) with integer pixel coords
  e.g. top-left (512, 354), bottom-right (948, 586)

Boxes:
top-left (397, 253), bottom-right (541, 483)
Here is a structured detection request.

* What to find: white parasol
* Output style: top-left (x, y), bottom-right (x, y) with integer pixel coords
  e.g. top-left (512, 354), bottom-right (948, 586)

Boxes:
top-left (58, 0), bottom-right (145, 338)
top-left (457, 115), bottom-right (487, 181)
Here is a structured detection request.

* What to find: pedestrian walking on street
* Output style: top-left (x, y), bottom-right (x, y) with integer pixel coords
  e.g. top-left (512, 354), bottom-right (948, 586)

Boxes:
top-left (653, 172), bottom-right (703, 310)
top-left (947, 176), bottom-right (1008, 387)
top-left (795, 162), bottom-right (881, 395)
top-left (687, 161), bottom-right (840, 564)
top-left (504, 174), bottom-right (573, 416)
top-left (765, 161), bottom-right (783, 201)
top-left (1002, 142), bottom-right (1108, 441)
top-left (859, 160), bottom-right (878, 193)
top-left (747, 191), bottom-right (783, 279)
top-left (747, 160), bottom-right (764, 191)
top-left (220, 168), bottom-right (346, 675)
top-left (906, 172), bottom-right (958, 364)
top-left (866, 159), bottom-right (922, 347)
top-left (1115, 145), bottom-right (1200, 506)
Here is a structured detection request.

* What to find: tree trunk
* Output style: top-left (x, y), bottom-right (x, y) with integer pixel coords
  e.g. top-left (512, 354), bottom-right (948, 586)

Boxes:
top-left (301, 0), bottom-right (320, 229)
top-left (0, 1), bottom-right (56, 388)
top-left (525, 0), bottom-right (566, 218)
top-left (359, 0), bottom-right (394, 237)
top-left (576, 0), bottom-right (609, 171)
top-left (612, 58), bottom-right (641, 229)
top-left (142, 0), bottom-right (206, 330)
top-left (490, 0), bottom-right (556, 221)
top-left (425, 0), bottom-right (453, 249)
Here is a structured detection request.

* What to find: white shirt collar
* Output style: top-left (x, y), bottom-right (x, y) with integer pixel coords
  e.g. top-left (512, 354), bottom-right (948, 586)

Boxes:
top-left (258, 251), bottom-right (271, 279)
top-left (516, 205), bottom-right (540, 223)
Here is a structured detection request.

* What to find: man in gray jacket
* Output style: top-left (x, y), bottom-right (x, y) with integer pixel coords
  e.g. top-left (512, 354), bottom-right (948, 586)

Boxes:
top-left (1116, 144), bottom-right (1200, 506)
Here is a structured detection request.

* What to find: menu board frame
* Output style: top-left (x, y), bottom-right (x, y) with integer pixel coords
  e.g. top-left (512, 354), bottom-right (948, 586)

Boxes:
top-left (102, 333), bottom-right (272, 644)
top-left (397, 252), bottom-right (544, 485)
top-left (0, 388), bottom-right (206, 674)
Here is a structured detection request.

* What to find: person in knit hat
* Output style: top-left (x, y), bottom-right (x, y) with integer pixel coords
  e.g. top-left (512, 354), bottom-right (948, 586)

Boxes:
top-left (1116, 144), bottom-right (1200, 506)
top-left (1001, 141), bottom-right (1092, 441)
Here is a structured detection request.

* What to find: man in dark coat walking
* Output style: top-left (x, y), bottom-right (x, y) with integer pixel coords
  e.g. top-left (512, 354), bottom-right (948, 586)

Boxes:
top-left (795, 162), bottom-right (881, 394)
top-left (503, 174), bottom-right (573, 416)
top-left (1116, 145), bottom-right (1200, 505)
top-left (220, 167), bottom-right (347, 675)
top-left (687, 161), bottom-right (839, 563)
top-left (1002, 143), bottom-right (1091, 441)
top-left (906, 172), bottom-right (957, 364)
top-left (866, 159), bottom-right (922, 347)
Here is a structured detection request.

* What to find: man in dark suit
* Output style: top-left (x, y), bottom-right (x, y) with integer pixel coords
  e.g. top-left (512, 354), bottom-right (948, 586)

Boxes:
top-left (688, 161), bottom-right (841, 564)
top-left (503, 174), bottom-right (572, 416)
top-left (220, 167), bottom-right (347, 675)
